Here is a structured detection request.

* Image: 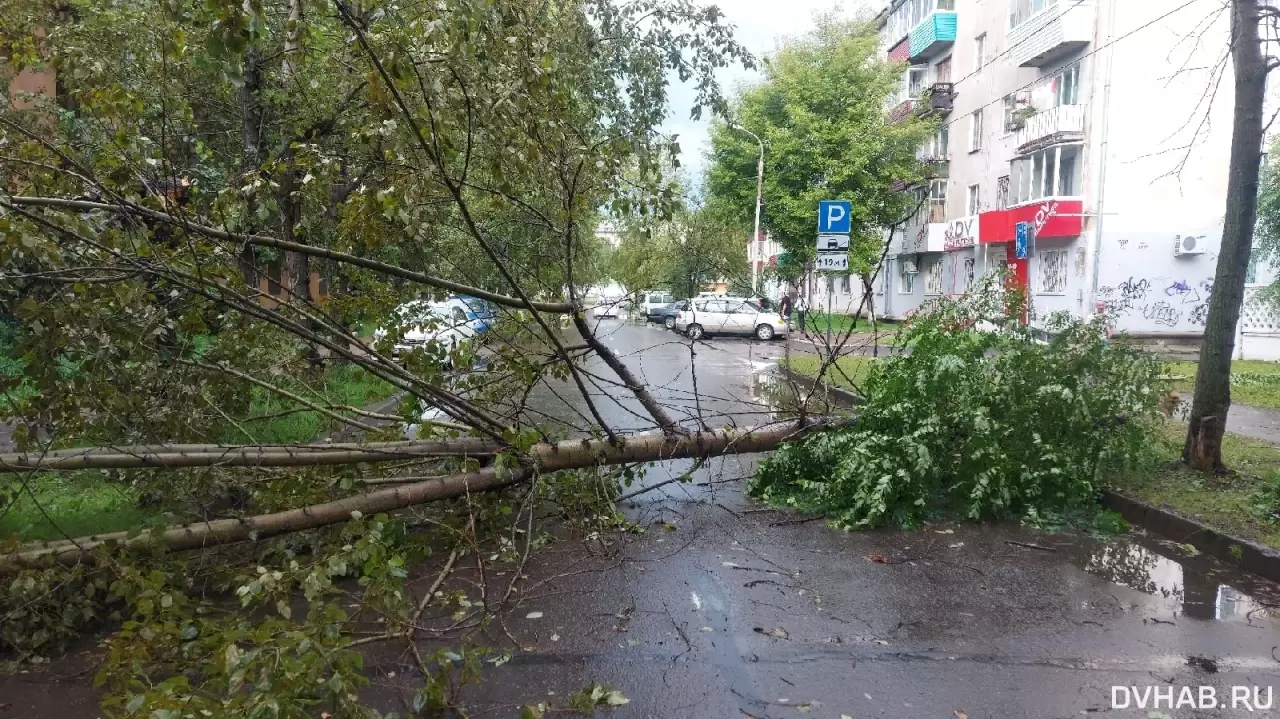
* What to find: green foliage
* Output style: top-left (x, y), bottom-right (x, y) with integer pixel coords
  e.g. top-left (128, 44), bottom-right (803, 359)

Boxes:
top-left (751, 274), bottom-right (1168, 528)
top-left (1110, 420), bottom-right (1280, 548)
top-left (705, 13), bottom-right (935, 275)
top-left (1167, 360), bottom-right (1280, 410)
top-left (606, 192), bottom-right (751, 298)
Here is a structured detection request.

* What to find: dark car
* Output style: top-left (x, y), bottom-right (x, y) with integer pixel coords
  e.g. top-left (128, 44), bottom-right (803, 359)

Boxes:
top-left (648, 299), bottom-right (690, 330)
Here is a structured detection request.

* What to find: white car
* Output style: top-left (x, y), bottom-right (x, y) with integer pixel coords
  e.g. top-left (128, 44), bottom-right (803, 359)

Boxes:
top-left (594, 296), bottom-right (623, 319)
top-left (374, 300), bottom-right (475, 359)
top-left (674, 297), bottom-right (789, 341)
top-left (638, 290), bottom-right (675, 317)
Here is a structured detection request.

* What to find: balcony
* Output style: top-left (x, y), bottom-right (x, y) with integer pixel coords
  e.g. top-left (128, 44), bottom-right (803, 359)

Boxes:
top-left (908, 8), bottom-right (958, 63)
top-left (1007, 0), bottom-right (1095, 68)
top-left (915, 83), bottom-right (955, 118)
top-left (1015, 104), bottom-right (1085, 155)
top-left (889, 99), bottom-right (914, 125)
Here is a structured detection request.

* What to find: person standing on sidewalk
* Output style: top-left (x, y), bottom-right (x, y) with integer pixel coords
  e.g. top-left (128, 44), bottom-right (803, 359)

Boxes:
top-left (779, 293), bottom-right (793, 327)
top-left (796, 296), bottom-right (808, 332)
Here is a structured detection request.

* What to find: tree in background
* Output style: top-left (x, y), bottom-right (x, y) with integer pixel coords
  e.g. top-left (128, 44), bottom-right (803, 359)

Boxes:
top-left (605, 191), bottom-right (750, 299)
top-left (704, 12), bottom-right (933, 297)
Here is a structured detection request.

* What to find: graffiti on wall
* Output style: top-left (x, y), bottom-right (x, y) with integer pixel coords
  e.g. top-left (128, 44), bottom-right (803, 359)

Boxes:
top-left (1142, 301), bottom-right (1182, 327)
top-left (1164, 280), bottom-right (1201, 304)
top-left (1096, 276), bottom-right (1151, 314)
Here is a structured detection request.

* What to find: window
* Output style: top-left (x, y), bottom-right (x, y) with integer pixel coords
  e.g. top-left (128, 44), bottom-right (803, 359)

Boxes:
top-left (1248, 252), bottom-right (1260, 284)
top-left (969, 109), bottom-right (984, 152)
top-left (967, 184), bottom-right (981, 215)
top-left (1003, 94), bottom-right (1017, 132)
top-left (1037, 249), bottom-right (1068, 294)
top-left (1052, 63), bottom-right (1079, 106)
top-left (1011, 0), bottom-right (1056, 29)
top-left (929, 179), bottom-right (948, 222)
top-left (929, 125), bottom-right (950, 158)
top-left (925, 259), bottom-right (944, 295)
top-left (1012, 144), bottom-right (1082, 204)
top-left (908, 66), bottom-right (927, 100)
top-left (997, 175), bottom-right (1011, 209)
top-left (974, 34), bottom-right (987, 73)
top-left (899, 258), bottom-right (917, 294)
top-left (935, 56), bottom-right (953, 84)
top-left (729, 301), bottom-right (756, 314)
top-left (451, 306), bottom-right (468, 324)
top-left (841, 274), bottom-right (852, 294)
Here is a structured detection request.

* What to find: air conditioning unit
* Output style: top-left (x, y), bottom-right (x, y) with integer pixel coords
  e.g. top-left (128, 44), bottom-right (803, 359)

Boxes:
top-left (1173, 234), bottom-right (1207, 256)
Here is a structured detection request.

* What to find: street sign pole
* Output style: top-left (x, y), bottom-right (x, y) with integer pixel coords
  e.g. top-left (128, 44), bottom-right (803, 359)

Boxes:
top-left (815, 200), bottom-right (853, 345)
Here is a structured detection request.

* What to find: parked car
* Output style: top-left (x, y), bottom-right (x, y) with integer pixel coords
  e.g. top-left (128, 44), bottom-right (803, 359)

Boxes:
top-left (374, 300), bottom-right (475, 360)
top-left (674, 297), bottom-right (789, 341)
top-left (649, 299), bottom-right (689, 329)
top-left (638, 290), bottom-right (675, 318)
top-left (451, 295), bottom-right (497, 333)
top-left (594, 296), bottom-right (623, 319)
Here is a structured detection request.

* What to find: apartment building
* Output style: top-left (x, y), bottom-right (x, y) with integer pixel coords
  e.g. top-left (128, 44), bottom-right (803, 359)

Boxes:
top-left (872, 0), bottom-right (1280, 357)
top-left (748, 230), bottom-right (786, 300)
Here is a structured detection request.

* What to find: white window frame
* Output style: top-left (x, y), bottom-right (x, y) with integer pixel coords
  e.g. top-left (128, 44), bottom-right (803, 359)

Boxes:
top-left (973, 34), bottom-right (987, 74)
top-left (1002, 94), bottom-right (1017, 134)
top-left (1052, 63), bottom-right (1080, 107)
top-left (967, 184), bottom-right (981, 215)
top-left (899, 258), bottom-right (917, 294)
top-left (925, 259), bottom-right (944, 295)
top-left (929, 125), bottom-right (951, 159)
top-left (1010, 0), bottom-right (1057, 30)
top-left (1012, 144), bottom-right (1082, 205)
top-left (969, 109), bottom-right (984, 153)
top-left (1037, 248), bottom-right (1069, 295)
top-left (929, 179), bottom-right (948, 222)
top-left (908, 66), bottom-right (928, 100)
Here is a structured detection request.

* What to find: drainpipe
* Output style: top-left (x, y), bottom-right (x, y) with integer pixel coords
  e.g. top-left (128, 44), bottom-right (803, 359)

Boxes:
top-left (1087, 0), bottom-right (1117, 317)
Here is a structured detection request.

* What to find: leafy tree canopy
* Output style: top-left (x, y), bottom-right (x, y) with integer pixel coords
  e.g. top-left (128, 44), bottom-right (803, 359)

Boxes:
top-left (704, 13), bottom-right (934, 277)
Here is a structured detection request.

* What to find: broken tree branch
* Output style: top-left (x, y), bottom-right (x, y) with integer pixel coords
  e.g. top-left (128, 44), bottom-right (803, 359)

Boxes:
top-left (0, 422), bottom-right (818, 572)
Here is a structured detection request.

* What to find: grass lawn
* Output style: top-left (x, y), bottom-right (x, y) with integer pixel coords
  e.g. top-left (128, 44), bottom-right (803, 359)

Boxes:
top-left (1, 362), bottom-right (397, 542)
top-left (1166, 360), bottom-right (1280, 410)
top-left (797, 313), bottom-right (884, 335)
top-left (1109, 420), bottom-right (1280, 549)
top-left (0, 473), bottom-right (153, 542)
top-left (782, 354), bottom-right (879, 393)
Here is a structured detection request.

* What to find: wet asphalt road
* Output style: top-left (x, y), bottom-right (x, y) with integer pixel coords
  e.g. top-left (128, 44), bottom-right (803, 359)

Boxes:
top-left (5, 318), bottom-right (1280, 718)
top-left (392, 317), bottom-right (1280, 718)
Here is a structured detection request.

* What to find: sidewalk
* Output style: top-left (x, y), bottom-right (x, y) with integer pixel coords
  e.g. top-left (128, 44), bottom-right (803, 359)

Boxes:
top-left (1173, 392), bottom-right (1280, 446)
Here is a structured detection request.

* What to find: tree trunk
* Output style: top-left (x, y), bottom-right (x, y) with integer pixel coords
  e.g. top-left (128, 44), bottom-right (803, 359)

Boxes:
top-left (0, 423), bottom-right (816, 572)
top-left (238, 46), bottom-right (265, 288)
top-left (1184, 0), bottom-right (1267, 471)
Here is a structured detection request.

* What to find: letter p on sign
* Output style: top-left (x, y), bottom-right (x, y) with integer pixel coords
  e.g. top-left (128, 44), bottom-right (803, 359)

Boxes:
top-left (818, 201), bottom-right (853, 234)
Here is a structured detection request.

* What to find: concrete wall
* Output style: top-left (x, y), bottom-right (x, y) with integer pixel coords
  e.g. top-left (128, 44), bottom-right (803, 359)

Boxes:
top-left (1089, 0), bottom-right (1279, 335)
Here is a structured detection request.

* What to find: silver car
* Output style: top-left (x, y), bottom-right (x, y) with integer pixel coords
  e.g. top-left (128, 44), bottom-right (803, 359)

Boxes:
top-left (673, 298), bottom-right (789, 341)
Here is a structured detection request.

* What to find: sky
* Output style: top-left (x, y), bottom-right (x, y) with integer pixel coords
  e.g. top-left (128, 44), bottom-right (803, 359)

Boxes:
top-left (659, 0), bottom-right (880, 188)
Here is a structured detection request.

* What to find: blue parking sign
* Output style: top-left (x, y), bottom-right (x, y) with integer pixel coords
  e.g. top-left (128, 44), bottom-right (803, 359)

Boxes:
top-left (1015, 222), bottom-right (1030, 259)
top-left (818, 201), bottom-right (853, 234)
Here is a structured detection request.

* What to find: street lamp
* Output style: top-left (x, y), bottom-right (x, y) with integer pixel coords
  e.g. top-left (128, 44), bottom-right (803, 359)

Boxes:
top-left (730, 122), bottom-right (765, 295)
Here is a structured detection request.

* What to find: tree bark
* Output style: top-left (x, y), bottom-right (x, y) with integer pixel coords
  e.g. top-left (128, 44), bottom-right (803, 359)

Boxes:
top-left (1184, 0), bottom-right (1268, 471)
top-left (239, 45), bottom-right (266, 288)
top-left (0, 423), bottom-right (815, 572)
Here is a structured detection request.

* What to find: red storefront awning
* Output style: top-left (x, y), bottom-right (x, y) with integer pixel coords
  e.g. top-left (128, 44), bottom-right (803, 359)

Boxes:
top-left (978, 199), bottom-right (1084, 244)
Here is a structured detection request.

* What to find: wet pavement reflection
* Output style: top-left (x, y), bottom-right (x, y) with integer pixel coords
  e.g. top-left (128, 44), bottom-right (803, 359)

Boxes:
top-left (358, 321), bottom-right (1280, 718)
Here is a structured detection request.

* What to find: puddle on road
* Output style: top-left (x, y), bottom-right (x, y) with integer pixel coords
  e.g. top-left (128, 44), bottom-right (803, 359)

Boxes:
top-left (1067, 532), bottom-right (1279, 622)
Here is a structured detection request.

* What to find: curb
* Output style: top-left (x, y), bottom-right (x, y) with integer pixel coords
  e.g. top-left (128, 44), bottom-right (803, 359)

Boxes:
top-left (1101, 490), bottom-right (1280, 584)
top-left (778, 365), bottom-right (864, 407)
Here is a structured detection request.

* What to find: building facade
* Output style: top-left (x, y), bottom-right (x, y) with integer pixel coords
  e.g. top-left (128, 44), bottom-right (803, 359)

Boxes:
top-left (875, 0), bottom-right (1280, 357)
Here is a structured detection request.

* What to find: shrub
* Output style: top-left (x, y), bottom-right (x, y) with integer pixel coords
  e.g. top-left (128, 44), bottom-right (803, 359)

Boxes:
top-left (751, 273), bottom-right (1167, 528)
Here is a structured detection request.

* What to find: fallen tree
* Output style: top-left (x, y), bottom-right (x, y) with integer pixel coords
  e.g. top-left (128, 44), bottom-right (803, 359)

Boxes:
top-left (1, 422), bottom-right (812, 573)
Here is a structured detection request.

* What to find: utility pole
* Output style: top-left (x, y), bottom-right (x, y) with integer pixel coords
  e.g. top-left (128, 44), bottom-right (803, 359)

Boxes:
top-left (732, 123), bottom-right (765, 295)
